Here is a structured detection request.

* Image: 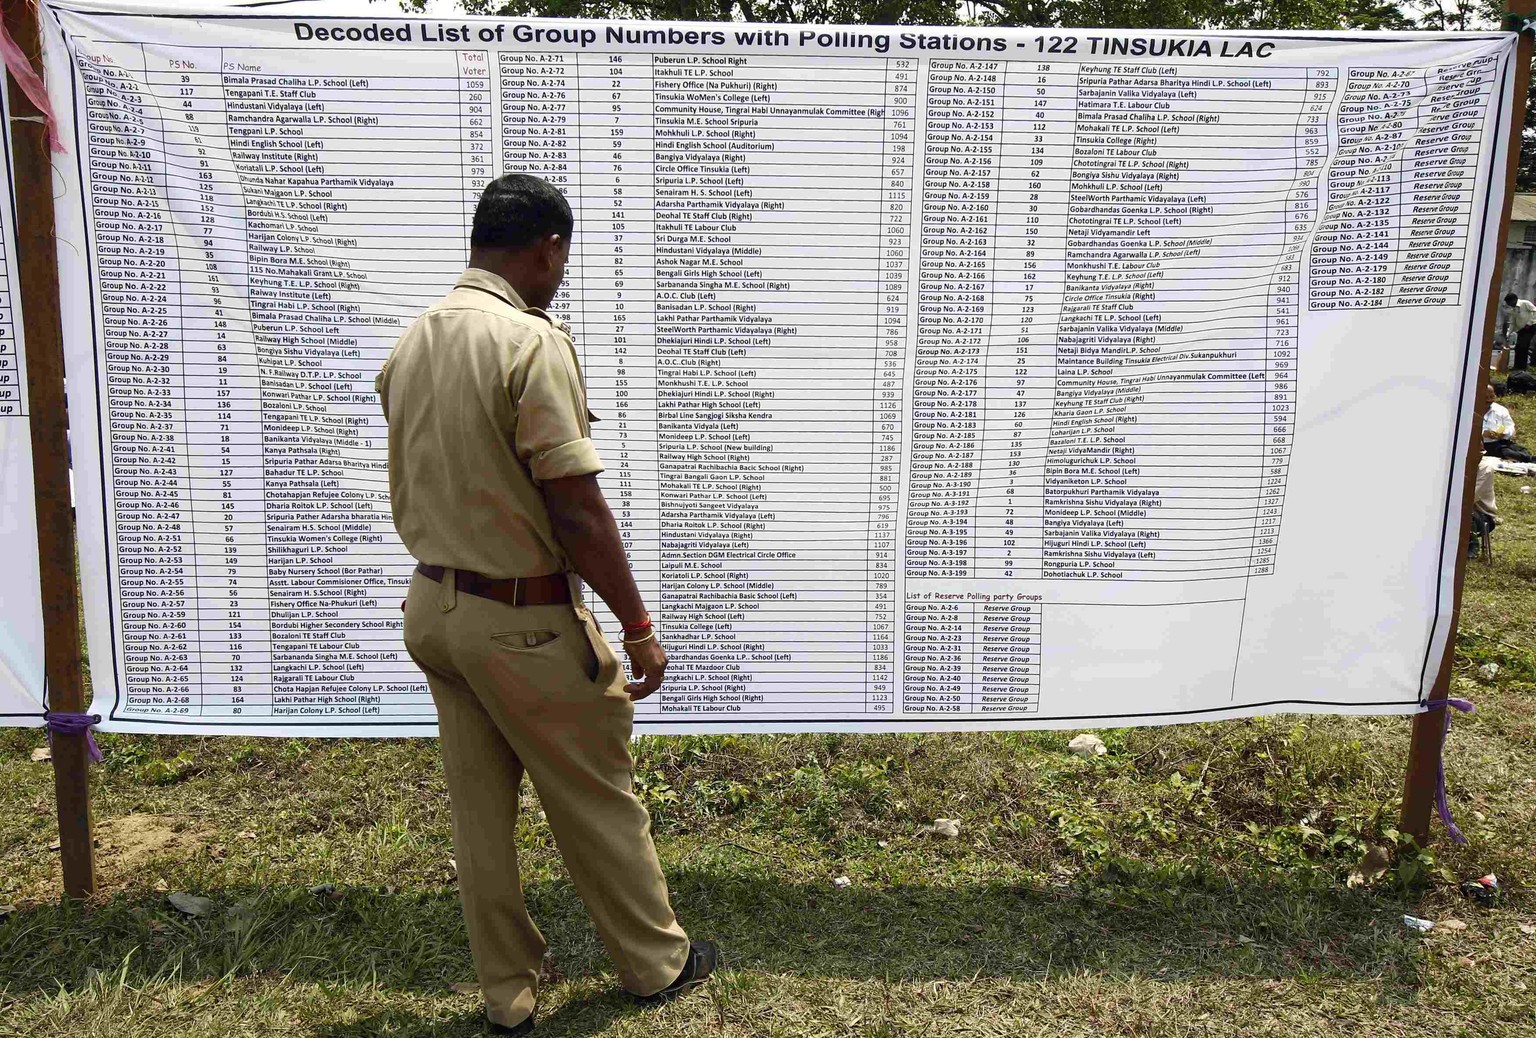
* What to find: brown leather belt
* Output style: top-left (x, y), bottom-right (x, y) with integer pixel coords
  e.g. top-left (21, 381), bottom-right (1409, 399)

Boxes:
top-left (416, 564), bottom-right (571, 607)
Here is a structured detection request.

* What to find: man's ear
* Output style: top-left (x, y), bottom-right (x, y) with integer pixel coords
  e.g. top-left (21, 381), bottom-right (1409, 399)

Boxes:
top-left (543, 234), bottom-right (566, 270)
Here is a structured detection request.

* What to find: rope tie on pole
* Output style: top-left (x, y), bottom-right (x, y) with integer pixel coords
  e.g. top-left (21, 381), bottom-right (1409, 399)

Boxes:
top-left (1436, 697), bottom-right (1476, 844)
top-left (44, 711), bottom-right (102, 763)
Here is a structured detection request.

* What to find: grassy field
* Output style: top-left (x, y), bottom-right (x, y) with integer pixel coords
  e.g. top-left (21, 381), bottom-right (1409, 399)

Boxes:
top-left (3, 402), bottom-right (1536, 1037)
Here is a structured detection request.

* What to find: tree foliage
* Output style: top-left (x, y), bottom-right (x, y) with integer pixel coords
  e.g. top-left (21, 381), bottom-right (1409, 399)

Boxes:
top-left (420, 0), bottom-right (1498, 28)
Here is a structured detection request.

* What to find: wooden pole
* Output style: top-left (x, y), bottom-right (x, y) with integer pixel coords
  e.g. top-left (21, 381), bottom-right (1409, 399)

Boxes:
top-left (3, 0), bottom-right (95, 897)
top-left (1400, 9), bottom-right (1536, 845)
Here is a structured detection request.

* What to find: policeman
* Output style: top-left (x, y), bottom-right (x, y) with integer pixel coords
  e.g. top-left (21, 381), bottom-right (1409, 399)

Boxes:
top-left (376, 174), bottom-right (717, 1035)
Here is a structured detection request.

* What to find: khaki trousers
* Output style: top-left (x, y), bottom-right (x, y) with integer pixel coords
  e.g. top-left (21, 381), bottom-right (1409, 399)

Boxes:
top-left (403, 570), bottom-right (690, 1028)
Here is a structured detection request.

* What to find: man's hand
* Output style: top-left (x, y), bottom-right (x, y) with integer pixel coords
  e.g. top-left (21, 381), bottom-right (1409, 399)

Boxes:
top-left (623, 637), bottom-right (667, 701)
top-left (544, 474), bottom-right (664, 698)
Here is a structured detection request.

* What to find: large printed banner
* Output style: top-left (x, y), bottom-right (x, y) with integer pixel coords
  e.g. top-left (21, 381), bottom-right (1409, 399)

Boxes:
top-left (0, 82), bottom-right (46, 728)
top-left (40, 1), bottom-right (1513, 735)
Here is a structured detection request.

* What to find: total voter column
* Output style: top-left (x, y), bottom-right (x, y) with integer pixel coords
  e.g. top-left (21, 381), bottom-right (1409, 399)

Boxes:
top-left (868, 55), bottom-right (917, 716)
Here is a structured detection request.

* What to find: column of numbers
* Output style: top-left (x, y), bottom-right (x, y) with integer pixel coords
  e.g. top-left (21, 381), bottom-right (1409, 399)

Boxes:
top-left (1254, 69), bottom-right (1333, 577)
top-left (979, 62), bottom-right (1072, 579)
top-left (153, 47), bottom-right (272, 716)
top-left (458, 50), bottom-right (492, 248)
top-left (868, 58), bottom-right (915, 714)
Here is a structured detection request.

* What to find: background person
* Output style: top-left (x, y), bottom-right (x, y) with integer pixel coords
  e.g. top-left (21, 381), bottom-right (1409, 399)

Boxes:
top-left (1481, 382), bottom-right (1534, 463)
top-left (1473, 381), bottom-right (1502, 558)
top-left (1500, 292), bottom-right (1536, 369)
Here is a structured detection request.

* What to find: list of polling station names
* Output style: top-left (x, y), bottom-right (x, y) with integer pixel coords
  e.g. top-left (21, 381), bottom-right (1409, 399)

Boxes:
top-left (42, 4), bottom-right (1511, 735)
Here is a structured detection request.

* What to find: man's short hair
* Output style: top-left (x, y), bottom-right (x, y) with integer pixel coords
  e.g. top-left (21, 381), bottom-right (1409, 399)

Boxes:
top-left (1507, 292), bottom-right (1519, 305)
top-left (471, 174), bottom-right (573, 250)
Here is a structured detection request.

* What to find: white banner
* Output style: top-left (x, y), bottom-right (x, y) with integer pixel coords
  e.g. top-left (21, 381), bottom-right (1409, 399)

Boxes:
top-left (42, 1), bottom-right (1513, 735)
top-left (0, 82), bottom-right (46, 727)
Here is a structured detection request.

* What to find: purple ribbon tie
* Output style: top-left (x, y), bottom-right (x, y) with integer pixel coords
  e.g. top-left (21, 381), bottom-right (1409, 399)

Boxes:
top-left (1436, 697), bottom-right (1475, 844)
top-left (44, 711), bottom-right (103, 763)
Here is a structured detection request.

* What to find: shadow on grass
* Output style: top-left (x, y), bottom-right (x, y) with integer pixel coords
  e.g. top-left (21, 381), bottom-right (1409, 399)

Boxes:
top-left (0, 864), bottom-right (1426, 1033)
top-left (317, 996), bottom-right (648, 1037)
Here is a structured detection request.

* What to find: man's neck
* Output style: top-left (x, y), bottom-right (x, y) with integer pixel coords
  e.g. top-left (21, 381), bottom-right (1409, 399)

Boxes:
top-left (467, 249), bottom-right (546, 309)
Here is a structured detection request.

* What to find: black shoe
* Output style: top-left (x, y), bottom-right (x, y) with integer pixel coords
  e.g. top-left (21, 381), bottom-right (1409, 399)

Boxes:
top-left (634, 940), bottom-right (718, 1004)
top-left (488, 1016), bottom-right (533, 1036)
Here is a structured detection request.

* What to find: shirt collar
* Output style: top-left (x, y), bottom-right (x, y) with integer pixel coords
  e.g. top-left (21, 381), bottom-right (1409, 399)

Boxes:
top-left (455, 268), bottom-right (529, 311)
top-left (454, 268), bottom-right (571, 335)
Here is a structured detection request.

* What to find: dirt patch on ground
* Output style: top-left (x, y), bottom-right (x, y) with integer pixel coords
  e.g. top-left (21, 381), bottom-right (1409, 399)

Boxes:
top-left (95, 814), bottom-right (209, 877)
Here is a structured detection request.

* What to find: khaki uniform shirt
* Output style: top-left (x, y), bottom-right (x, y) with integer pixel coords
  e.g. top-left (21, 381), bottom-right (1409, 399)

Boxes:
top-left (375, 268), bottom-right (603, 578)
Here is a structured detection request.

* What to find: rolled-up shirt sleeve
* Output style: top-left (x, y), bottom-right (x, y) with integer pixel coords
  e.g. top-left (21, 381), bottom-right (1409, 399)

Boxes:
top-left (510, 330), bottom-right (605, 483)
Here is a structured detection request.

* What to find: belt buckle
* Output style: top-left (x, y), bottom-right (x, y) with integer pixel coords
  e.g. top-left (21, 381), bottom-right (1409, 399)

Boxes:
top-left (512, 576), bottom-right (523, 607)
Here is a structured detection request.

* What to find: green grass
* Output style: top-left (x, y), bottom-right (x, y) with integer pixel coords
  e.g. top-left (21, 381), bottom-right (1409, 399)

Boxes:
top-left (4, 402), bottom-right (1536, 1036)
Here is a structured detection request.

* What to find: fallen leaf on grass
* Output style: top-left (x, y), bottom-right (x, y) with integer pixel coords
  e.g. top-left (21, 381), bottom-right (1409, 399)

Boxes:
top-left (1520, 924), bottom-right (1535, 937)
top-left (922, 818), bottom-right (961, 839)
top-left (1440, 919), bottom-right (1469, 931)
top-left (30, 748), bottom-right (50, 763)
top-left (449, 982), bottom-right (480, 995)
top-left (168, 892), bottom-right (215, 917)
top-left (1067, 733), bottom-right (1108, 758)
top-left (1347, 843), bottom-right (1393, 889)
